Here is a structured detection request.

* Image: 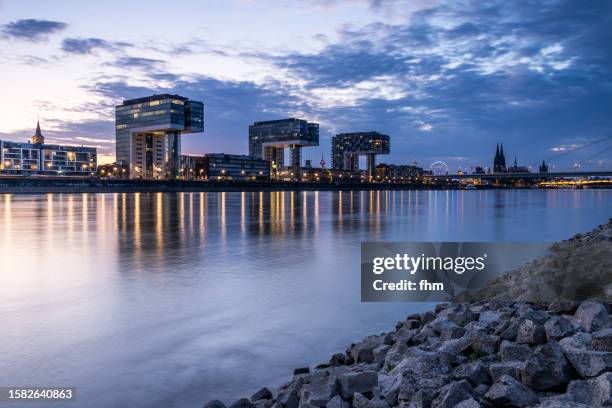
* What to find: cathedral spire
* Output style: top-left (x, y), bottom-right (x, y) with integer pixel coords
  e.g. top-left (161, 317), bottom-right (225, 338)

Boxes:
top-left (32, 119), bottom-right (45, 144)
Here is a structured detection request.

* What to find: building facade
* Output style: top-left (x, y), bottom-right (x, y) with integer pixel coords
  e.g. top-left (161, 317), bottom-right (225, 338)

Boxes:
top-left (115, 94), bottom-right (204, 179)
top-left (180, 153), bottom-right (270, 181)
top-left (248, 118), bottom-right (319, 179)
top-left (375, 163), bottom-right (428, 181)
top-left (0, 121), bottom-right (97, 176)
top-left (331, 132), bottom-right (390, 179)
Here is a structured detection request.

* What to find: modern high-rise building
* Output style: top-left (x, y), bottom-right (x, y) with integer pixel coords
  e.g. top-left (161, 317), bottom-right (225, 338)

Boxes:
top-left (331, 132), bottom-right (390, 179)
top-left (248, 118), bottom-right (319, 179)
top-left (115, 94), bottom-right (204, 179)
top-left (0, 120), bottom-right (97, 176)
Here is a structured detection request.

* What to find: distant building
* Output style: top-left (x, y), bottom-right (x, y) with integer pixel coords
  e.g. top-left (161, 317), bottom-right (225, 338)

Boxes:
top-left (493, 143), bottom-right (507, 173)
top-left (539, 160), bottom-right (549, 173)
top-left (473, 166), bottom-right (486, 175)
top-left (248, 118), bottom-right (319, 179)
top-left (332, 132), bottom-right (390, 179)
top-left (375, 163), bottom-right (428, 181)
top-left (115, 94), bottom-right (204, 179)
top-left (507, 156), bottom-right (530, 173)
top-left (180, 153), bottom-right (269, 181)
top-left (0, 120), bottom-right (97, 176)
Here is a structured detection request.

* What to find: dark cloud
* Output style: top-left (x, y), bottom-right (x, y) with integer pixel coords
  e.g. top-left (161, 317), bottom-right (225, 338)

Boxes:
top-left (61, 37), bottom-right (131, 54)
top-left (0, 19), bottom-right (67, 41)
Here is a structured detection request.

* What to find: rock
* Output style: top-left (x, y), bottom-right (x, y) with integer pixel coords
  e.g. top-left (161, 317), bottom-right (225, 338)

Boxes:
top-left (229, 398), bottom-right (254, 408)
top-left (566, 372), bottom-right (612, 406)
top-left (421, 311), bottom-right (436, 324)
top-left (468, 330), bottom-right (499, 356)
top-left (558, 332), bottom-right (592, 352)
top-left (520, 341), bottom-right (574, 390)
top-left (591, 327), bottom-right (612, 352)
top-left (350, 336), bottom-right (384, 364)
top-left (544, 316), bottom-right (576, 341)
top-left (499, 319), bottom-right (520, 341)
top-left (405, 388), bottom-right (435, 407)
top-left (299, 375), bottom-right (335, 407)
top-left (330, 353), bottom-right (346, 366)
top-left (294, 367), bottom-right (310, 376)
top-left (532, 397), bottom-right (591, 408)
top-left (382, 340), bottom-right (409, 370)
top-left (335, 371), bottom-right (378, 400)
top-left (204, 401), bottom-right (227, 408)
top-left (516, 318), bottom-right (547, 345)
top-left (548, 300), bottom-right (578, 314)
top-left (253, 401), bottom-right (274, 408)
top-left (371, 345), bottom-right (390, 365)
top-left (352, 393), bottom-right (371, 408)
top-left (473, 384), bottom-right (489, 396)
top-left (499, 340), bottom-right (531, 362)
top-left (455, 397), bottom-right (481, 408)
top-left (438, 321), bottom-right (466, 341)
top-left (574, 301), bottom-right (610, 332)
top-left (325, 396), bottom-right (348, 408)
top-left (436, 303), bottom-right (450, 314)
top-left (479, 310), bottom-right (502, 327)
top-left (251, 388), bottom-right (273, 402)
top-left (484, 375), bottom-right (539, 408)
top-left (430, 380), bottom-right (474, 408)
top-left (489, 361), bottom-right (523, 382)
top-left (447, 305), bottom-right (477, 327)
top-left (277, 378), bottom-right (304, 408)
top-left (564, 348), bottom-right (612, 378)
top-left (453, 361), bottom-right (491, 386)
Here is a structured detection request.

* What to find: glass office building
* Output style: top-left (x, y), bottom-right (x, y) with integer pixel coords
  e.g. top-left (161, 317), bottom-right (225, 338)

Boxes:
top-left (331, 132), bottom-right (390, 179)
top-left (248, 118), bottom-right (318, 179)
top-left (115, 94), bottom-right (204, 179)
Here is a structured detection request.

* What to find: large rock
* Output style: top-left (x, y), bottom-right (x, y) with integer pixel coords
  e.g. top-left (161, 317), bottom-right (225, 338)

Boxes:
top-left (484, 375), bottom-right (539, 408)
top-left (430, 380), bottom-right (474, 408)
top-left (299, 376), bottom-right (335, 407)
top-left (455, 397), bottom-right (481, 408)
top-left (489, 361), bottom-right (523, 382)
top-left (453, 361), bottom-right (491, 386)
top-left (544, 316), bottom-right (576, 341)
top-left (591, 328), bottom-right (612, 352)
top-left (520, 341), bottom-right (575, 390)
top-left (352, 393), bottom-right (371, 408)
top-left (516, 318), bottom-right (547, 345)
top-left (468, 330), bottom-right (499, 356)
top-left (277, 378), bottom-right (305, 408)
top-left (564, 348), bottom-right (612, 378)
top-left (325, 396), bottom-right (348, 408)
top-left (478, 310), bottom-right (502, 328)
top-left (229, 398), bottom-right (254, 408)
top-left (251, 388), bottom-right (273, 402)
top-left (499, 340), bottom-right (531, 362)
top-left (349, 336), bottom-right (384, 364)
top-left (372, 345), bottom-right (390, 365)
top-left (447, 305), bottom-right (478, 327)
top-left (566, 372), bottom-right (612, 406)
top-left (574, 301), bottom-right (610, 332)
top-left (335, 371), bottom-right (378, 400)
top-left (204, 401), bottom-right (227, 408)
top-left (558, 332), bottom-right (592, 352)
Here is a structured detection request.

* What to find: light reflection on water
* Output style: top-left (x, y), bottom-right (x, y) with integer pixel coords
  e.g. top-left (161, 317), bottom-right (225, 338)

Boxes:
top-left (0, 190), bottom-right (610, 408)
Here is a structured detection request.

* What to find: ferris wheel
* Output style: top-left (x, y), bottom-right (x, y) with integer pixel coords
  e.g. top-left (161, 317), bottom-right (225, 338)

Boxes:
top-left (430, 161), bottom-right (449, 175)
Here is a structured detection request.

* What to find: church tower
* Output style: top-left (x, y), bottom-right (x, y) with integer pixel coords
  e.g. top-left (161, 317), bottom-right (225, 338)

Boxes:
top-left (32, 120), bottom-right (45, 145)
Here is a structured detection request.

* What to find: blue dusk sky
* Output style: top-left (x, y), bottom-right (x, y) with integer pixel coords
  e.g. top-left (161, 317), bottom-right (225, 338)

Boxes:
top-left (0, 0), bottom-right (611, 170)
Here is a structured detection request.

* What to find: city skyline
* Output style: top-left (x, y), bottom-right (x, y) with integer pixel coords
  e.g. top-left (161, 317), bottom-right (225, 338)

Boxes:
top-left (1, 0), bottom-right (611, 171)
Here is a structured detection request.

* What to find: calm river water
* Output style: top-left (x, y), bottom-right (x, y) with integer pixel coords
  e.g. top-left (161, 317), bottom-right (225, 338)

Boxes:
top-left (0, 190), bottom-right (610, 407)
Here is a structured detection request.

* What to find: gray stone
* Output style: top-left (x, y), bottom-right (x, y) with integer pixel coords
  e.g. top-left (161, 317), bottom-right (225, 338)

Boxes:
top-left (382, 340), bottom-right (409, 370)
top-left (439, 321), bottom-right (466, 341)
top-left (372, 345), bottom-right (390, 365)
top-left (253, 400), bottom-right (274, 408)
top-left (378, 373), bottom-right (401, 405)
top-left (574, 301), bottom-right (610, 332)
top-left (229, 398), bottom-right (254, 408)
top-left (473, 384), bottom-right (489, 396)
top-left (489, 361), bottom-right (523, 382)
top-left (592, 327), bottom-right (612, 352)
top-left (548, 300), bottom-right (578, 314)
top-left (468, 330), bottom-right (499, 356)
top-left (447, 304), bottom-right (478, 327)
top-left (352, 393), bottom-right (371, 408)
top-left (251, 388), bottom-right (273, 402)
top-left (455, 397), bottom-right (481, 408)
top-left (294, 367), bottom-right (310, 376)
top-left (520, 341), bottom-right (574, 390)
top-left (516, 318), bottom-right (547, 345)
top-left (299, 376), bottom-right (335, 408)
top-left (406, 388), bottom-right (435, 408)
top-left (500, 340), bottom-right (531, 362)
top-left (484, 375), bottom-right (539, 408)
top-left (544, 316), bottom-right (576, 341)
top-left (499, 319), bottom-right (520, 341)
top-left (277, 378), bottom-right (304, 408)
top-left (564, 348), bottom-right (612, 378)
top-left (325, 396), bottom-right (348, 408)
top-left (479, 310), bottom-right (502, 327)
top-left (330, 353), bottom-right (346, 366)
top-left (533, 397), bottom-right (591, 408)
top-left (566, 372), bottom-right (612, 406)
top-left (558, 332), bottom-right (592, 352)
top-left (421, 311), bottom-right (436, 324)
top-left (204, 400), bottom-right (227, 408)
top-left (431, 380), bottom-right (474, 408)
top-left (453, 361), bottom-right (491, 386)
top-left (349, 336), bottom-right (384, 364)
top-left (336, 371), bottom-right (378, 400)
top-left (367, 398), bottom-right (389, 408)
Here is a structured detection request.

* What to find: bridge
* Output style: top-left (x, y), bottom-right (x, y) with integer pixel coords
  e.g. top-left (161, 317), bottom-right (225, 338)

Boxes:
top-left (424, 171), bottom-right (612, 181)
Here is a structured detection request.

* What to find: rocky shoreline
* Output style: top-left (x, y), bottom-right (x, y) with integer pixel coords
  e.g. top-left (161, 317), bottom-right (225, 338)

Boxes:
top-left (204, 222), bottom-right (612, 408)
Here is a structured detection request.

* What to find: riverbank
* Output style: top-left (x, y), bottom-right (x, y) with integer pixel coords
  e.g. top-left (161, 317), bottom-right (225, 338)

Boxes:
top-left (205, 221), bottom-right (612, 408)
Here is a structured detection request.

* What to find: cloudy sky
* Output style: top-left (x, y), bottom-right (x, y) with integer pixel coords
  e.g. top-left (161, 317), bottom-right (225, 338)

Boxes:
top-left (1, 0), bottom-right (611, 170)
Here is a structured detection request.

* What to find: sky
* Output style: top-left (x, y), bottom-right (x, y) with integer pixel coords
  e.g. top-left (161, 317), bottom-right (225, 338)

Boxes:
top-left (0, 0), bottom-right (611, 171)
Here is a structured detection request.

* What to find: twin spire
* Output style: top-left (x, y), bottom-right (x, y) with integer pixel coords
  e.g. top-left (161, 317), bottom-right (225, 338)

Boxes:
top-left (32, 119), bottom-right (45, 145)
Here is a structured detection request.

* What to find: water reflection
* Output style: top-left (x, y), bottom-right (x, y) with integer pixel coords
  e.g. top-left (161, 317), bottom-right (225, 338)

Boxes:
top-left (0, 190), bottom-right (610, 408)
